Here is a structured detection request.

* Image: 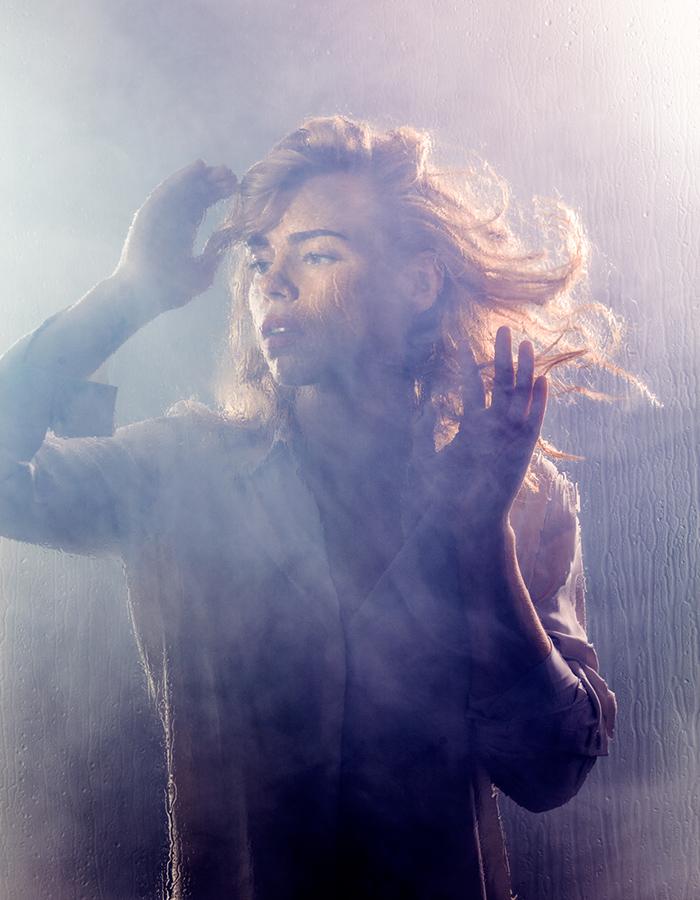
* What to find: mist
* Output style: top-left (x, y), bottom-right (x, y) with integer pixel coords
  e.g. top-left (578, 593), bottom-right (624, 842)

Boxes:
top-left (1, 1), bottom-right (698, 898)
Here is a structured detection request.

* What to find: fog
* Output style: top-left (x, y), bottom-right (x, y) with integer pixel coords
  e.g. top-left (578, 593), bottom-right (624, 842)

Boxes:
top-left (1, 1), bottom-right (698, 898)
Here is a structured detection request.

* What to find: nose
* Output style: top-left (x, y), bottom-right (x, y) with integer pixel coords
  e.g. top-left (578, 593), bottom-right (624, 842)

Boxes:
top-left (260, 260), bottom-right (299, 303)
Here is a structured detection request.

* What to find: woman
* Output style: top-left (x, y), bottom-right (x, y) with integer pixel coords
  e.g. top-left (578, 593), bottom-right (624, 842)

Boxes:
top-left (0, 117), bottom-right (616, 898)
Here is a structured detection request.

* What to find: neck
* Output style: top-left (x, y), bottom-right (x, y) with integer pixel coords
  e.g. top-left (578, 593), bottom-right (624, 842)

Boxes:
top-left (290, 363), bottom-right (415, 487)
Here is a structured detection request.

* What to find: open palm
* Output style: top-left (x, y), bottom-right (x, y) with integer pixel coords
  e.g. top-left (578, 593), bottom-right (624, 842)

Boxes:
top-left (443, 326), bottom-right (548, 526)
top-left (115, 160), bottom-right (237, 310)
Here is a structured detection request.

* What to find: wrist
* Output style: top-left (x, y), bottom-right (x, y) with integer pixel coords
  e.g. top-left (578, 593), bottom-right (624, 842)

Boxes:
top-left (438, 468), bottom-right (515, 530)
top-left (448, 499), bottom-right (511, 552)
top-left (109, 265), bottom-right (180, 318)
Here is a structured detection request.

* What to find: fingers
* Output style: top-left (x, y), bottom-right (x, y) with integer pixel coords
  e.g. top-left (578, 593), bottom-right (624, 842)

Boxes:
top-left (490, 326), bottom-right (514, 415)
top-left (192, 227), bottom-right (238, 294)
top-left (205, 164), bottom-right (238, 203)
top-left (509, 339), bottom-right (535, 422)
top-left (180, 163), bottom-right (237, 219)
top-left (529, 374), bottom-right (548, 434)
top-left (187, 251), bottom-right (221, 297)
top-left (201, 224), bottom-right (237, 260)
top-left (151, 160), bottom-right (236, 198)
top-left (491, 326), bottom-right (544, 429)
top-left (462, 343), bottom-right (486, 412)
top-left (127, 161), bottom-right (237, 269)
top-left (146, 159), bottom-right (206, 207)
top-left (145, 161), bottom-right (237, 228)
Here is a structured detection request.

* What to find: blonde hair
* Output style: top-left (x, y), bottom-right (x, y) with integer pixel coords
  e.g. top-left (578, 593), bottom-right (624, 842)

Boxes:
top-left (215, 115), bottom-right (650, 456)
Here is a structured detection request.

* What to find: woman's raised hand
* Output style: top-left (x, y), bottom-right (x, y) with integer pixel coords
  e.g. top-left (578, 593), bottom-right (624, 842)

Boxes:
top-left (444, 326), bottom-right (548, 527)
top-left (114, 160), bottom-right (237, 311)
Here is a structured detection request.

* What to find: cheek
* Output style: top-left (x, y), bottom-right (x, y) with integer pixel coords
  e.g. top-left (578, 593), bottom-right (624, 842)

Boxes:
top-left (314, 272), bottom-right (357, 318)
top-left (247, 284), bottom-right (265, 326)
top-left (314, 267), bottom-right (378, 326)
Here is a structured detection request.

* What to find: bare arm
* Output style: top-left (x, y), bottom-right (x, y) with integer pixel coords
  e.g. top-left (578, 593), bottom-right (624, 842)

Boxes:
top-left (0, 160), bottom-right (236, 545)
top-left (367, 328), bottom-right (612, 809)
top-left (437, 327), bottom-right (551, 697)
top-left (1, 161), bottom-right (236, 384)
top-left (446, 329), bottom-right (613, 807)
top-left (466, 480), bottom-right (614, 811)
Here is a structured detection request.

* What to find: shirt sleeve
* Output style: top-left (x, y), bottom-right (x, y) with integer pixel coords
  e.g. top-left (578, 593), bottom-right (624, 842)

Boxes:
top-left (466, 455), bottom-right (616, 811)
top-left (0, 361), bottom-right (166, 555)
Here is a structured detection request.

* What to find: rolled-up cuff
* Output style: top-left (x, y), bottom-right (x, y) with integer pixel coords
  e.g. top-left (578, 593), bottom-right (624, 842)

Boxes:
top-left (466, 646), bottom-right (607, 757)
top-left (467, 645), bottom-right (582, 722)
top-left (0, 364), bottom-right (117, 451)
top-left (51, 373), bottom-right (117, 438)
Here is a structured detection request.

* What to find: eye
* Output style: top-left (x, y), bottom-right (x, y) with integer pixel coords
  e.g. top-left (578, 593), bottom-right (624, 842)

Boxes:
top-left (248, 258), bottom-right (271, 274)
top-left (303, 252), bottom-right (338, 266)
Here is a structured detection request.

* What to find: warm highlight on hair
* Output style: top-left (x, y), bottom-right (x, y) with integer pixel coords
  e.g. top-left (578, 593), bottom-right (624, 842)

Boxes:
top-left (215, 115), bottom-right (650, 456)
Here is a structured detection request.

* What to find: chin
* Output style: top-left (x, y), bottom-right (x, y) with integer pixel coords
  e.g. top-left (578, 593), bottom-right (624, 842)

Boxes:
top-left (269, 356), bottom-right (323, 387)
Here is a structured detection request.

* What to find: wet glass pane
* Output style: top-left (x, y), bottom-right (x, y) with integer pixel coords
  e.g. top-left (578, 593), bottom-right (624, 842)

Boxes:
top-left (1, 2), bottom-right (697, 897)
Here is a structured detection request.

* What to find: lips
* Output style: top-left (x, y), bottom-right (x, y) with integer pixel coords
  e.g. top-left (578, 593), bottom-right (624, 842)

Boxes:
top-left (261, 315), bottom-right (304, 353)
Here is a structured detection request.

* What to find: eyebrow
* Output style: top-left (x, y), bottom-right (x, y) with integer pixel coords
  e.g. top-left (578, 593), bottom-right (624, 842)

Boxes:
top-left (289, 228), bottom-right (350, 244)
top-left (246, 228), bottom-right (350, 249)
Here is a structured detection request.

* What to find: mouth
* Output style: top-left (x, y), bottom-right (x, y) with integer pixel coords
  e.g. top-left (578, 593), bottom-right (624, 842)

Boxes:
top-left (261, 317), bottom-right (304, 353)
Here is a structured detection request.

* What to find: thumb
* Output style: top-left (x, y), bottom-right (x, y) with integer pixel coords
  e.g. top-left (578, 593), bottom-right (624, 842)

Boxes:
top-left (186, 225), bottom-right (235, 295)
top-left (461, 344), bottom-right (486, 416)
top-left (188, 247), bottom-right (225, 296)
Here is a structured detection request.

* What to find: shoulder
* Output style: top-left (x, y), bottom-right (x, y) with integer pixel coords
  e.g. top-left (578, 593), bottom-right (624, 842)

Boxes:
top-left (511, 453), bottom-right (579, 536)
top-left (511, 453), bottom-right (582, 607)
top-left (112, 400), bottom-right (274, 479)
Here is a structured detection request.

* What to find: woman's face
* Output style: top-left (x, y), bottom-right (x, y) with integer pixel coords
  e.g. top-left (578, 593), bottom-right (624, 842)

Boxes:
top-left (246, 171), bottom-right (414, 388)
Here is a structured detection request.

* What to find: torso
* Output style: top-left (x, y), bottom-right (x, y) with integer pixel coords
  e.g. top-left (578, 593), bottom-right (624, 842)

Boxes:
top-left (300, 460), bottom-right (408, 619)
top-left (122, 413), bottom-right (562, 899)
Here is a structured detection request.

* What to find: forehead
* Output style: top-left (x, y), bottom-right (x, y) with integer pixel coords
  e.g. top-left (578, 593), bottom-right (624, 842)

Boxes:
top-left (260, 172), bottom-right (384, 246)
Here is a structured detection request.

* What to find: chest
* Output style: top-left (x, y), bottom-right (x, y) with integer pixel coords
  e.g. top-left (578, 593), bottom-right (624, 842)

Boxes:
top-left (311, 479), bottom-right (406, 616)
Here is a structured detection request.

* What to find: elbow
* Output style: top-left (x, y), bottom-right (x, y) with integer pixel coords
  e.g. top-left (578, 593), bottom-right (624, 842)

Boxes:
top-left (0, 461), bottom-right (38, 543)
top-left (491, 751), bottom-right (597, 813)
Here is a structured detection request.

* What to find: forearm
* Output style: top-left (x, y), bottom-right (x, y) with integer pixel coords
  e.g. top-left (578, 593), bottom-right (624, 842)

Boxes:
top-left (1, 273), bottom-right (163, 382)
top-left (468, 646), bottom-right (604, 811)
top-left (456, 517), bottom-right (551, 699)
top-left (0, 274), bottom-right (160, 467)
top-left (0, 160), bottom-right (234, 463)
